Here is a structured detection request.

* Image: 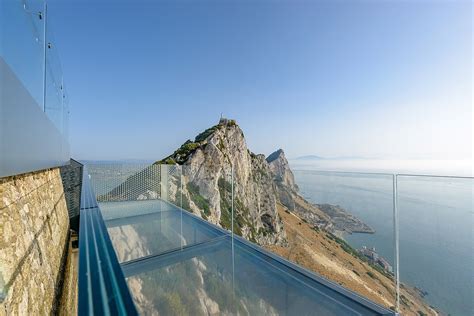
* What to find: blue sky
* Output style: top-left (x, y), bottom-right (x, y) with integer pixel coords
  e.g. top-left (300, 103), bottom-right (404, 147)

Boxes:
top-left (47, 0), bottom-right (472, 161)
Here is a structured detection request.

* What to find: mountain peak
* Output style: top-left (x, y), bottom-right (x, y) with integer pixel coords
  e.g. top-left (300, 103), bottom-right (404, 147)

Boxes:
top-left (266, 149), bottom-right (285, 163)
top-left (157, 118), bottom-right (242, 165)
top-left (156, 119), bottom-right (286, 245)
top-left (267, 148), bottom-right (298, 195)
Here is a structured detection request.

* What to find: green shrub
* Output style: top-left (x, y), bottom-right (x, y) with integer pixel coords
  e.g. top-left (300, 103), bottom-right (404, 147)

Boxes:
top-left (186, 183), bottom-right (210, 216)
top-left (181, 193), bottom-right (190, 210)
top-left (176, 141), bottom-right (200, 156)
top-left (164, 157), bottom-right (176, 165)
top-left (195, 125), bottom-right (219, 142)
top-left (366, 271), bottom-right (376, 279)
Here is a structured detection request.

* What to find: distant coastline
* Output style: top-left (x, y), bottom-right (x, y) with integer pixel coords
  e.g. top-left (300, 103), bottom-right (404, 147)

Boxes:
top-left (289, 158), bottom-right (473, 177)
top-left (293, 155), bottom-right (370, 161)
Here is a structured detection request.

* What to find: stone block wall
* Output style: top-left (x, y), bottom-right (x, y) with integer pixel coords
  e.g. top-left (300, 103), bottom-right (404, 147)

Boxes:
top-left (0, 168), bottom-right (70, 315)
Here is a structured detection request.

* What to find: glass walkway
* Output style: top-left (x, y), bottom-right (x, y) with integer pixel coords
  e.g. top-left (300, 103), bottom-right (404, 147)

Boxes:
top-left (79, 167), bottom-right (394, 315)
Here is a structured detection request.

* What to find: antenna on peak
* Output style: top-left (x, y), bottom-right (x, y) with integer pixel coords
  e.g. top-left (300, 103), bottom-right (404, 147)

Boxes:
top-left (219, 114), bottom-right (229, 125)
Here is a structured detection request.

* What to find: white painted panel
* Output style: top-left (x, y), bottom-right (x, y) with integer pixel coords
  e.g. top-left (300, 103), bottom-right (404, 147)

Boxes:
top-left (0, 58), bottom-right (69, 178)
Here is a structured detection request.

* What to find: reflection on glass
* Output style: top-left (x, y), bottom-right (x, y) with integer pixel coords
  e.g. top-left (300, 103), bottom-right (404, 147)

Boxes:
top-left (1, 0), bottom-right (69, 137)
top-left (99, 200), bottom-right (225, 263)
top-left (86, 163), bottom-right (399, 315)
top-left (1, 0), bottom-right (45, 107)
top-left (125, 235), bottom-right (383, 316)
top-left (45, 22), bottom-right (65, 132)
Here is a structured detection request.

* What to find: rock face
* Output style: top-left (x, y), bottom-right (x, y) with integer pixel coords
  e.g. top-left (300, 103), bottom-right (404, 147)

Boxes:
top-left (265, 149), bottom-right (373, 235)
top-left (156, 119), bottom-right (373, 244)
top-left (266, 149), bottom-right (331, 228)
top-left (266, 149), bottom-right (298, 211)
top-left (159, 119), bottom-right (286, 245)
top-left (316, 204), bottom-right (375, 234)
top-left (266, 149), bottom-right (298, 192)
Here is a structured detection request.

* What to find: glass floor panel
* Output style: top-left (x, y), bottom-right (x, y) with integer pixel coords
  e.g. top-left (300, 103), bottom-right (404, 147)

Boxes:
top-left (99, 200), bottom-right (226, 263)
top-left (99, 200), bottom-right (179, 221)
top-left (123, 235), bottom-right (384, 316)
top-left (98, 200), bottom-right (389, 315)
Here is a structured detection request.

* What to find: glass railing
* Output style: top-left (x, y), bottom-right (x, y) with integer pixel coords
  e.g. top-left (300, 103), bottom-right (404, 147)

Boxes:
top-left (292, 170), bottom-right (473, 316)
top-left (0, 0), bottom-right (69, 138)
top-left (397, 175), bottom-right (473, 316)
top-left (83, 164), bottom-right (474, 315)
top-left (292, 171), bottom-right (399, 312)
top-left (84, 163), bottom-right (394, 315)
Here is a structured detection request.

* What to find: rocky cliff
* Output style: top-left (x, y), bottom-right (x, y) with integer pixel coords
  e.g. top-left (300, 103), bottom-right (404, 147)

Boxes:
top-left (156, 119), bottom-right (374, 246)
top-left (266, 148), bottom-right (374, 235)
top-left (158, 119), bottom-right (286, 245)
top-left (266, 149), bottom-right (298, 192)
top-left (101, 119), bottom-right (433, 315)
top-left (266, 149), bottom-right (299, 212)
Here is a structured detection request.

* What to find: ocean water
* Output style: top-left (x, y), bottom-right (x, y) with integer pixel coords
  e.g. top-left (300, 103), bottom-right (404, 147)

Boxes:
top-left (291, 160), bottom-right (473, 316)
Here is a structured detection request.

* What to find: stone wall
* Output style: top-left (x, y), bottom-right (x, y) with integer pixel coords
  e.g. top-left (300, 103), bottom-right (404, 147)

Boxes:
top-left (0, 168), bottom-right (70, 315)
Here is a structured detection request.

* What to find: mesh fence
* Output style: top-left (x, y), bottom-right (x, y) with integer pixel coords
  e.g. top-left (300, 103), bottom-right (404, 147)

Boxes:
top-left (88, 163), bottom-right (163, 202)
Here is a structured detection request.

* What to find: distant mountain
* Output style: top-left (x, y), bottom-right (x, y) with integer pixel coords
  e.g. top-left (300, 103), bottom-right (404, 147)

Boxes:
top-left (293, 155), bottom-right (325, 160)
top-left (329, 156), bottom-right (370, 160)
top-left (81, 159), bottom-right (154, 164)
top-left (293, 155), bottom-right (371, 161)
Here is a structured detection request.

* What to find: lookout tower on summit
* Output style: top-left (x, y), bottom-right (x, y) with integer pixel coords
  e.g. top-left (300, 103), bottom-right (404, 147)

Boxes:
top-left (219, 116), bottom-right (230, 125)
top-left (219, 116), bottom-right (236, 126)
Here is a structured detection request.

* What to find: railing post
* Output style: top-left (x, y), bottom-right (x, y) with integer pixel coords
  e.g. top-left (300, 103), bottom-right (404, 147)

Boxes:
top-left (61, 75), bottom-right (64, 134)
top-left (180, 165), bottom-right (183, 208)
top-left (231, 162), bottom-right (235, 300)
top-left (160, 165), bottom-right (168, 202)
top-left (392, 174), bottom-right (400, 314)
top-left (42, 2), bottom-right (47, 112)
top-left (180, 165), bottom-right (183, 248)
top-left (231, 163), bottom-right (234, 237)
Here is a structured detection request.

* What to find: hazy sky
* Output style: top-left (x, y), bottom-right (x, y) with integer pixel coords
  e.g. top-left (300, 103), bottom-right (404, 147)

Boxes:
top-left (48, 0), bottom-right (472, 161)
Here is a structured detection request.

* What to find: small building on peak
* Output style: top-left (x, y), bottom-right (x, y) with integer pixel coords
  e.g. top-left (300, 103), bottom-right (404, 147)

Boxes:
top-left (219, 117), bottom-right (237, 126)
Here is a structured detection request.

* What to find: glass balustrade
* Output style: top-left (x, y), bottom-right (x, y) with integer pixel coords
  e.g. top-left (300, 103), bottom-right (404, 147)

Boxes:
top-left (0, 0), bottom-right (69, 138)
top-left (397, 175), bottom-right (473, 316)
top-left (84, 163), bottom-right (472, 315)
top-left (291, 170), bottom-right (399, 312)
top-left (84, 163), bottom-right (397, 315)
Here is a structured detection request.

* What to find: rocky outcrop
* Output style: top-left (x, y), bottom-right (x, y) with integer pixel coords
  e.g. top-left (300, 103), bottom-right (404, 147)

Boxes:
top-left (316, 204), bottom-right (375, 234)
top-left (159, 119), bottom-right (286, 246)
top-left (265, 149), bottom-right (373, 235)
top-left (109, 119), bottom-right (372, 243)
top-left (267, 149), bottom-right (298, 211)
top-left (266, 149), bottom-right (298, 192)
top-left (266, 149), bottom-right (331, 228)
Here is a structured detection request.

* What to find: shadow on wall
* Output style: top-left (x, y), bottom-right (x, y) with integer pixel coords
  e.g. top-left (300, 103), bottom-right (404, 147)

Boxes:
top-left (60, 159), bottom-right (83, 233)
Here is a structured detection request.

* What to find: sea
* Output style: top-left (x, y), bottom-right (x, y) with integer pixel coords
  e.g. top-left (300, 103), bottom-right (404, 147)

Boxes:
top-left (290, 159), bottom-right (473, 316)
